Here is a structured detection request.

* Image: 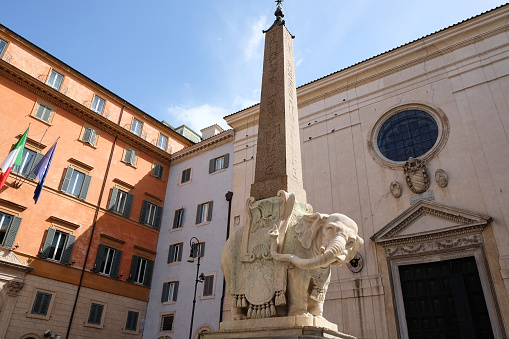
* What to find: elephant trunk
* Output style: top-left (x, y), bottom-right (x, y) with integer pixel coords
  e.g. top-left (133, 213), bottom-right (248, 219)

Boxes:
top-left (269, 230), bottom-right (345, 269)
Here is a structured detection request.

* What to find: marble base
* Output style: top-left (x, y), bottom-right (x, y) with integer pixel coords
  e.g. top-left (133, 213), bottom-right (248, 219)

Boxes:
top-left (201, 325), bottom-right (355, 339)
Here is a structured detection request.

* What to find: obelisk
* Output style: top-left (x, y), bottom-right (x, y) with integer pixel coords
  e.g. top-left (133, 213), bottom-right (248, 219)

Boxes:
top-left (250, 1), bottom-right (307, 204)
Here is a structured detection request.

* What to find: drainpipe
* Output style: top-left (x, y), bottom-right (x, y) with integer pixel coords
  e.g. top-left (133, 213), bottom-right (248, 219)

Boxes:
top-left (65, 106), bottom-right (125, 339)
top-left (219, 191), bottom-right (233, 325)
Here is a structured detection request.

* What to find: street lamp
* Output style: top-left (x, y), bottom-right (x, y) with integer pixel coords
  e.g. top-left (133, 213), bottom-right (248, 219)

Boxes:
top-left (187, 237), bottom-right (204, 339)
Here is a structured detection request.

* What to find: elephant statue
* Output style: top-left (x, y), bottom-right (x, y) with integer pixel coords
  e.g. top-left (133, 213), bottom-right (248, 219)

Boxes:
top-left (221, 191), bottom-right (363, 322)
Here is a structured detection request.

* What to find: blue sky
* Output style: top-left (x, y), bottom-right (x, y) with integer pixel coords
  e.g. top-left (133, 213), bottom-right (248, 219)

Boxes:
top-left (1, 1), bottom-right (506, 133)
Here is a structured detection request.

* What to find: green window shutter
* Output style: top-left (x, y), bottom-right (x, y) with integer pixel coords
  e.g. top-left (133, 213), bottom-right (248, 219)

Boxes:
top-left (143, 259), bottom-right (154, 287)
top-left (154, 205), bottom-right (162, 229)
top-left (161, 282), bottom-right (169, 303)
top-left (61, 166), bottom-right (74, 193)
top-left (83, 128), bottom-right (92, 144)
top-left (209, 158), bottom-right (215, 173)
top-left (40, 227), bottom-right (56, 259)
top-left (32, 291), bottom-right (52, 315)
top-left (196, 204), bottom-right (202, 224)
top-left (27, 152), bottom-right (44, 180)
top-left (123, 193), bottom-right (134, 218)
top-left (140, 200), bottom-right (148, 224)
top-left (3, 216), bottom-right (22, 248)
top-left (173, 281), bottom-right (179, 301)
top-left (78, 174), bottom-right (92, 200)
top-left (111, 249), bottom-right (122, 278)
top-left (93, 244), bottom-right (106, 272)
top-left (207, 201), bottom-right (213, 221)
top-left (224, 153), bottom-right (230, 168)
top-left (129, 255), bottom-right (139, 281)
top-left (108, 187), bottom-right (119, 211)
top-left (61, 234), bottom-right (76, 264)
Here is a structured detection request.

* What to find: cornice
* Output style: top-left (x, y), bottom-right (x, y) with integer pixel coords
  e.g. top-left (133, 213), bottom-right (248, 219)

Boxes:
top-left (170, 129), bottom-right (234, 165)
top-left (0, 59), bottom-right (175, 164)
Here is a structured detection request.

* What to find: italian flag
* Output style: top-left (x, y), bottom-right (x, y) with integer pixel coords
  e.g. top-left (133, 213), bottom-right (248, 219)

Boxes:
top-left (0, 128), bottom-right (28, 189)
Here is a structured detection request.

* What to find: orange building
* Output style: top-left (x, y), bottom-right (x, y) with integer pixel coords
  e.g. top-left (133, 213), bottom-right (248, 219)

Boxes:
top-left (0, 24), bottom-right (193, 339)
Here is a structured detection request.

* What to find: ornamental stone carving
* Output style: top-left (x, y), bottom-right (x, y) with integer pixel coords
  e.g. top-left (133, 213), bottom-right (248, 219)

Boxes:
top-left (390, 181), bottom-right (402, 198)
top-left (435, 169), bottom-right (448, 188)
top-left (403, 157), bottom-right (430, 194)
top-left (7, 280), bottom-right (25, 296)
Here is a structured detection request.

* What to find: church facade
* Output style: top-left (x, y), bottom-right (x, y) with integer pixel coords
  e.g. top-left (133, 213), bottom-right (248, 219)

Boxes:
top-left (225, 4), bottom-right (509, 338)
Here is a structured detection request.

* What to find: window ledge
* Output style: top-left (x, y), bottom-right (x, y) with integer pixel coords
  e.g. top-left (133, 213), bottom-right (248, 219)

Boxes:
top-left (30, 114), bottom-right (53, 126)
top-left (121, 160), bottom-right (137, 169)
top-left (26, 312), bottom-right (51, 320)
top-left (170, 227), bottom-right (183, 232)
top-left (210, 168), bottom-right (227, 175)
top-left (84, 322), bottom-right (104, 329)
top-left (178, 180), bottom-right (192, 187)
top-left (162, 301), bottom-right (176, 306)
top-left (196, 221), bottom-right (211, 227)
top-left (167, 261), bottom-right (181, 266)
top-left (78, 139), bottom-right (98, 149)
top-left (200, 295), bottom-right (215, 300)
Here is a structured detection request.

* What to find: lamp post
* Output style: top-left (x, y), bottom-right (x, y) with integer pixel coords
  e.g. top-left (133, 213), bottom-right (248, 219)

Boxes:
top-left (187, 237), bottom-right (204, 339)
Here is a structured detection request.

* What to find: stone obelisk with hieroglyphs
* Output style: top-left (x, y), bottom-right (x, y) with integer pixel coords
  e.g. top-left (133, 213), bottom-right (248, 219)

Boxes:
top-left (250, 2), bottom-right (307, 204)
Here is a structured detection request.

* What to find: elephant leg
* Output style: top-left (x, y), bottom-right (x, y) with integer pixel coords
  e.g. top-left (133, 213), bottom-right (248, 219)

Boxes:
top-left (286, 267), bottom-right (312, 317)
top-left (307, 296), bottom-right (323, 317)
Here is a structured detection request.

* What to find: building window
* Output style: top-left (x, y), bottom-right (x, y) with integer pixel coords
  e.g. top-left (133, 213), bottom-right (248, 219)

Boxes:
top-left (81, 127), bottom-right (97, 146)
top-left (108, 187), bottom-right (134, 218)
top-left (190, 242), bottom-right (205, 259)
top-left (168, 242), bottom-right (183, 263)
top-left (158, 134), bottom-right (168, 151)
top-left (125, 310), bottom-right (139, 332)
top-left (140, 200), bottom-right (162, 229)
top-left (40, 228), bottom-right (76, 264)
top-left (123, 148), bottom-right (137, 166)
top-left (173, 208), bottom-right (184, 230)
top-left (131, 118), bottom-right (143, 137)
top-left (377, 109), bottom-right (439, 162)
top-left (153, 163), bottom-right (163, 179)
top-left (0, 212), bottom-right (22, 248)
top-left (91, 95), bottom-right (105, 114)
top-left (31, 291), bottom-right (52, 316)
top-left (12, 148), bottom-right (43, 179)
top-left (0, 38), bottom-right (7, 57)
top-left (129, 255), bottom-right (154, 287)
top-left (180, 168), bottom-right (191, 184)
top-left (46, 69), bottom-right (64, 91)
top-left (161, 282), bottom-right (179, 303)
top-left (196, 201), bottom-right (213, 224)
top-left (61, 166), bottom-right (91, 200)
top-left (87, 303), bottom-right (105, 326)
top-left (160, 313), bottom-right (175, 332)
top-left (209, 154), bottom-right (229, 173)
top-left (202, 274), bottom-right (215, 297)
top-left (93, 244), bottom-right (122, 278)
top-left (34, 103), bottom-right (53, 123)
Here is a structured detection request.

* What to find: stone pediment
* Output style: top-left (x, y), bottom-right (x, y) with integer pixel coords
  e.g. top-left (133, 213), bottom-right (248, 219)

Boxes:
top-left (371, 201), bottom-right (492, 246)
top-left (0, 248), bottom-right (31, 270)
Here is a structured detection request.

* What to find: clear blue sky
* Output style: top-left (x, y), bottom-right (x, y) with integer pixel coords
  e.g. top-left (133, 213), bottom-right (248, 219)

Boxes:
top-left (1, 1), bottom-right (506, 133)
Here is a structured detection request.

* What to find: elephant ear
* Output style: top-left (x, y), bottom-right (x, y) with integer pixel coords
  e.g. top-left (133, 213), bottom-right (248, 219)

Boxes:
top-left (296, 213), bottom-right (325, 249)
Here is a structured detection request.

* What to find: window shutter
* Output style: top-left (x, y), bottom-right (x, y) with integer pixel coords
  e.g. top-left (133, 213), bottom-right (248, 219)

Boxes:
top-left (129, 255), bottom-right (139, 281)
top-left (35, 105), bottom-right (44, 119)
top-left (153, 164), bottom-right (163, 179)
top-left (196, 204), bottom-right (202, 224)
top-left (108, 187), bottom-right (119, 211)
top-left (178, 242), bottom-right (183, 261)
top-left (78, 174), bottom-right (92, 200)
top-left (3, 216), bottom-right (22, 248)
top-left (88, 303), bottom-right (104, 325)
top-left (173, 281), bottom-right (179, 301)
top-left (203, 275), bottom-right (214, 296)
top-left (61, 234), bottom-right (76, 264)
top-left (143, 259), bottom-right (154, 287)
top-left (207, 201), bottom-right (213, 221)
top-left (40, 227), bottom-right (56, 259)
top-left (129, 151), bottom-right (136, 166)
top-left (32, 292), bottom-right (43, 314)
top-left (61, 166), bottom-right (74, 193)
top-left (93, 244), bottom-right (106, 272)
top-left (201, 242), bottom-right (206, 257)
top-left (124, 149), bottom-right (133, 164)
top-left (41, 293), bottom-right (52, 315)
top-left (140, 200), bottom-right (148, 224)
top-left (154, 205), bottom-right (162, 229)
top-left (224, 153), bottom-right (230, 168)
top-left (111, 249), bottom-right (122, 278)
top-left (42, 106), bottom-right (52, 123)
top-left (27, 152), bottom-right (44, 180)
top-left (209, 158), bottom-right (215, 173)
top-left (161, 282), bottom-right (169, 303)
top-left (83, 128), bottom-right (92, 144)
top-left (168, 244), bottom-right (175, 264)
top-left (123, 193), bottom-right (134, 218)
top-left (89, 129), bottom-right (97, 145)
top-left (126, 311), bottom-right (139, 331)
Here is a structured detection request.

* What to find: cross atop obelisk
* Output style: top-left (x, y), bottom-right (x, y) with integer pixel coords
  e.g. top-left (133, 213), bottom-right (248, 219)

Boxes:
top-left (250, 1), bottom-right (307, 204)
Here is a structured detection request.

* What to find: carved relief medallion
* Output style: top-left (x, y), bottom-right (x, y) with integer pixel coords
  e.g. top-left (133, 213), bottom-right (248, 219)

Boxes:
top-left (404, 157), bottom-right (430, 194)
top-left (390, 181), bottom-right (402, 198)
top-left (435, 169), bottom-right (448, 188)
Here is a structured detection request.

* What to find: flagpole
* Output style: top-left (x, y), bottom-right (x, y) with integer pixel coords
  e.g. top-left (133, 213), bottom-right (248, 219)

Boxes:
top-left (17, 128), bottom-right (50, 188)
top-left (11, 124), bottom-right (30, 185)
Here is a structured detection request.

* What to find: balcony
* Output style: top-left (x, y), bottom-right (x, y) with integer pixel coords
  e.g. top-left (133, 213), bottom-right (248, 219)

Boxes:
top-left (83, 100), bottom-right (110, 119)
top-left (123, 124), bottom-right (147, 140)
top-left (37, 74), bottom-right (68, 95)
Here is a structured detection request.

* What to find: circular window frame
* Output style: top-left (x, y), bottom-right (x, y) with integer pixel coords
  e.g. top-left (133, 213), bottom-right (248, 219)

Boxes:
top-left (369, 103), bottom-right (449, 169)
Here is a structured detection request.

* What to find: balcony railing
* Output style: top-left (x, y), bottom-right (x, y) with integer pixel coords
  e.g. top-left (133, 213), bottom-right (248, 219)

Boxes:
top-left (83, 100), bottom-right (110, 119)
top-left (124, 124), bottom-right (147, 140)
top-left (37, 74), bottom-right (68, 95)
top-left (1, 51), bottom-right (12, 63)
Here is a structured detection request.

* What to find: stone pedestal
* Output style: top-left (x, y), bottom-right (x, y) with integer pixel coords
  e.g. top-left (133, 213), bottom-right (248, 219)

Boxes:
top-left (202, 324), bottom-right (355, 339)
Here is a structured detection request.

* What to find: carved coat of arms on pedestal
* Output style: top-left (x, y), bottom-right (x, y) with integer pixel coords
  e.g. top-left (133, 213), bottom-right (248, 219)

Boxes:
top-left (404, 157), bottom-right (430, 194)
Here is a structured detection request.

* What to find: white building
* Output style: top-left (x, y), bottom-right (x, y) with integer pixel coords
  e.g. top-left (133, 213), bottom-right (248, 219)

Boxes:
top-left (144, 126), bottom-right (234, 339)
